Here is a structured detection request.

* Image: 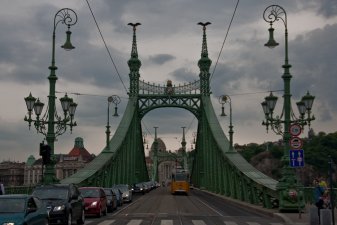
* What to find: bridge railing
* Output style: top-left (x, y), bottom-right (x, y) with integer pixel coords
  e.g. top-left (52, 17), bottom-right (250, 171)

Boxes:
top-left (4, 185), bottom-right (35, 195)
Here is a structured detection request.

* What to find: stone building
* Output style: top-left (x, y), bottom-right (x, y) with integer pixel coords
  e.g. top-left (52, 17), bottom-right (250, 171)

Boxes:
top-left (0, 161), bottom-right (25, 187)
top-left (0, 137), bottom-right (92, 186)
top-left (23, 137), bottom-right (95, 186)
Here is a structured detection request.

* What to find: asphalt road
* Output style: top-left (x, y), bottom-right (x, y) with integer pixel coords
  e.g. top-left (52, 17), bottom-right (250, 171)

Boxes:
top-left (83, 186), bottom-right (286, 225)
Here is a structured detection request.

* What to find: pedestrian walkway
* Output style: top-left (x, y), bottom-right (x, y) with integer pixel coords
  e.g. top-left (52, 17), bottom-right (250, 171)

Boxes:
top-left (276, 205), bottom-right (337, 225)
top-left (204, 190), bottom-right (336, 225)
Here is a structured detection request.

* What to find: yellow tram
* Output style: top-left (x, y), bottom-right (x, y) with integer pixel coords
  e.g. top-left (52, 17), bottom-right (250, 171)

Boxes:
top-left (170, 169), bottom-right (190, 195)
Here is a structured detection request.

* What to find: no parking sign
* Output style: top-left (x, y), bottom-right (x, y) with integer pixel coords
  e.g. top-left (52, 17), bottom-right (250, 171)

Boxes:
top-left (289, 123), bottom-right (301, 136)
top-left (290, 137), bottom-right (303, 150)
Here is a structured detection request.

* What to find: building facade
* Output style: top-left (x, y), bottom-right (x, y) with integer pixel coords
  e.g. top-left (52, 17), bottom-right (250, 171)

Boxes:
top-left (0, 161), bottom-right (25, 187)
top-left (0, 137), bottom-right (94, 187)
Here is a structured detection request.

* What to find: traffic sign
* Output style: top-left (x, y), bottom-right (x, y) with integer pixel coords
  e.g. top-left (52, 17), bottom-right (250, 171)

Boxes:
top-left (289, 123), bottom-right (302, 136)
top-left (290, 137), bottom-right (303, 149)
top-left (289, 149), bottom-right (304, 167)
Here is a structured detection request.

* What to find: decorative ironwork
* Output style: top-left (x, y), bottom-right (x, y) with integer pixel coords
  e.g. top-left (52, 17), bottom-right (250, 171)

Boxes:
top-left (105, 95), bottom-right (121, 151)
top-left (197, 22), bottom-right (212, 95)
top-left (138, 95), bottom-right (201, 119)
top-left (219, 95), bottom-right (234, 151)
top-left (24, 8), bottom-right (78, 185)
top-left (262, 5), bottom-right (315, 211)
top-left (263, 5), bottom-right (287, 28)
top-left (139, 80), bottom-right (200, 94)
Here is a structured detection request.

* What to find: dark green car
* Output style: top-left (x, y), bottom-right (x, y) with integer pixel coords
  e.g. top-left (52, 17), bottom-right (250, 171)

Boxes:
top-left (0, 194), bottom-right (49, 225)
top-left (32, 183), bottom-right (85, 225)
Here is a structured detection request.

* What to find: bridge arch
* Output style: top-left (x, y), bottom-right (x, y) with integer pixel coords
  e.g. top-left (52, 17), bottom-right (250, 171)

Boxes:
top-left (138, 94), bottom-right (201, 119)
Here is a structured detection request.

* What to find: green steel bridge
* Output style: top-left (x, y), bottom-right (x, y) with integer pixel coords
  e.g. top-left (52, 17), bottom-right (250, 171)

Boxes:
top-left (55, 23), bottom-right (302, 211)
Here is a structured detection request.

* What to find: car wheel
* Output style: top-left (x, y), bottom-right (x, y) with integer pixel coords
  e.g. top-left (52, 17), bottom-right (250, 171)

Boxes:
top-left (103, 206), bottom-right (107, 216)
top-left (67, 212), bottom-right (72, 225)
top-left (43, 218), bottom-right (48, 225)
top-left (77, 208), bottom-right (85, 224)
top-left (97, 207), bottom-right (102, 218)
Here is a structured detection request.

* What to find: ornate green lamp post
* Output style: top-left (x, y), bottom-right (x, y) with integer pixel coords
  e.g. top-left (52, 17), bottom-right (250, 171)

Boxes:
top-left (105, 95), bottom-right (121, 150)
top-left (152, 127), bottom-right (159, 182)
top-left (219, 95), bottom-right (233, 151)
top-left (262, 5), bottom-right (315, 210)
top-left (24, 8), bottom-right (78, 184)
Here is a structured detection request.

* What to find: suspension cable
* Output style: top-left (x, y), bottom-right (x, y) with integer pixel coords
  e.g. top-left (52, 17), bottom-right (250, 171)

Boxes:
top-left (210, 0), bottom-right (240, 81)
top-left (85, 0), bottom-right (129, 94)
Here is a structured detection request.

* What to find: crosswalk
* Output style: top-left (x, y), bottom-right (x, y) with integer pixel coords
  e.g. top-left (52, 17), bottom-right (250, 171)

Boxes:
top-left (84, 219), bottom-right (285, 225)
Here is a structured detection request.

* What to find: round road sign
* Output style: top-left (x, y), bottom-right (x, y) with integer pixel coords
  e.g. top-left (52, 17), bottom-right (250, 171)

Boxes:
top-left (290, 124), bottom-right (302, 136)
top-left (290, 137), bottom-right (303, 149)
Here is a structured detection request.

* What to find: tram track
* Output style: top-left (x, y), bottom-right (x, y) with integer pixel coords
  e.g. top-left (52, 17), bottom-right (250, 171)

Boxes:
top-left (84, 187), bottom-right (285, 225)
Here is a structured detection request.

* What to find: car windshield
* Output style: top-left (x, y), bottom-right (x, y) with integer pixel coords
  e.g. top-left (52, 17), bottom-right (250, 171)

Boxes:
top-left (0, 198), bottom-right (25, 213)
top-left (33, 188), bottom-right (68, 200)
top-left (104, 189), bottom-right (112, 196)
top-left (111, 188), bottom-right (119, 195)
top-left (114, 185), bottom-right (128, 192)
top-left (80, 189), bottom-right (100, 198)
top-left (175, 173), bottom-right (188, 181)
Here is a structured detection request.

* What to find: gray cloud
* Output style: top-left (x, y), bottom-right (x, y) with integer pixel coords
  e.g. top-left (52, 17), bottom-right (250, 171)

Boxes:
top-left (316, 0), bottom-right (337, 18)
top-left (148, 54), bottom-right (175, 65)
top-left (1, 0), bottom-right (337, 162)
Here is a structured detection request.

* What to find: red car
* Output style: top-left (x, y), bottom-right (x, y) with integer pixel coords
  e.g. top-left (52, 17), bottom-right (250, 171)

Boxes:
top-left (79, 187), bottom-right (107, 217)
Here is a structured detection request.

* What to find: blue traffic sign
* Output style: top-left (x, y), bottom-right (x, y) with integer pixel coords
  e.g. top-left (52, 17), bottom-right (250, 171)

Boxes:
top-left (289, 149), bottom-right (304, 167)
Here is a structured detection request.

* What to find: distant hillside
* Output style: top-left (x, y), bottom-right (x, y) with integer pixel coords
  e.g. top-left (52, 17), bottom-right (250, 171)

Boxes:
top-left (235, 131), bottom-right (337, 186)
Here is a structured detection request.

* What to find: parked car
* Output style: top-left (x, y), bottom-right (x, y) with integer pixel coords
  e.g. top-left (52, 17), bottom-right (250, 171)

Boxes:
top-left (32, 183), bottom-right (85, 225)
top-left (141, 182), bottom-right (151, 193)
top-left (79, 187), bottom-right (107, 217)
top-left (103, 188), bottom-right (118, 212)
top-left (0, 194), bottom-right (49, 225)
top-left (132, 183), bottom-right (145, 195)
top-left (111, 187), bottom-right (123, 206)
top-left (113, 184), bottom-right (132, 202)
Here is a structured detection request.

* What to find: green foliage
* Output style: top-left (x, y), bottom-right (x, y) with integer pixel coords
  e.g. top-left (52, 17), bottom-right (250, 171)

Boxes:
top-left (238, 143), bottom-right (265, 162)
top-left (303, 131), bottom-right (337, 173)
top-left (268, 144), bottom-right (283, 159)
top-left (237, 131), bottom-right (337, 180)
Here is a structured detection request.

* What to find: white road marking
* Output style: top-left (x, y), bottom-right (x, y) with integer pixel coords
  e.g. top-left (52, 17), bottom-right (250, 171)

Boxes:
top-left (161, 220), bottom-right (174, 225)
top-left (127, 219), bottom-right (142, 225)
top-left (192, 220), bottom-right (207, 225)
top-left (96, 220), bottom-right (116, 225)
top-left (224, 221), bottom-right (238, 225)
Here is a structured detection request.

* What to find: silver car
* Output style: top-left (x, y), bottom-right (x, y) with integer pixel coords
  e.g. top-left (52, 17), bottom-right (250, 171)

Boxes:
top-left (113, 184), bottom-right (132, 203)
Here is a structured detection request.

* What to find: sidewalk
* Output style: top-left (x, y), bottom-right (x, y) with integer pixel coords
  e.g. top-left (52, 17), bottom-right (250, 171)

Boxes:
top-left (276, 207), bottom-right (311, 225)
top-left (204, 190), bottom-right (336, 225)
top-left (235, 201), bottom-right (337, 225)
top-left (276, 205), bottom-right (337, 225)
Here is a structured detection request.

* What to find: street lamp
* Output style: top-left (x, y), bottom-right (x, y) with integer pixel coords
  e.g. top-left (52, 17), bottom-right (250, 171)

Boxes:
top-left (24, 8), bottom-right (78, 184)
top-left (219, 95), bottom-right (233, 151)
top-left (192, 132), bottom-right (197, 144)
top-left (143, 132), bottom-right (149, 150)
top-left (262, 5), bottom-right (315, 210)
top-left (105, 95), bottom-right (121, 150)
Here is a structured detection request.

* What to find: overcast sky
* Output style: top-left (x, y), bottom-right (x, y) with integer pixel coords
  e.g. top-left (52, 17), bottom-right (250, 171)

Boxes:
top-left (1, 0), bottom-right (337, 162)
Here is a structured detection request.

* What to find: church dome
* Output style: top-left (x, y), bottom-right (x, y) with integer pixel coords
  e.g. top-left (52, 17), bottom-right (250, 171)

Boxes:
top-left (26, 155), bottom-right (36, 166)
top-left (150, 138), bottom-right (167, 152)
